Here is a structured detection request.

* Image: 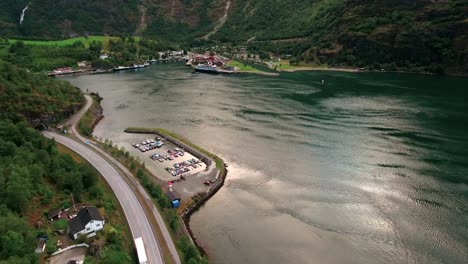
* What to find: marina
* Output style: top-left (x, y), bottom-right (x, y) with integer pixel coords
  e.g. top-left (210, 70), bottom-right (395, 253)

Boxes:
top-left (47, 67), bottom-right (84, 76)
top-left (113, 63), bottom-right (150, 72)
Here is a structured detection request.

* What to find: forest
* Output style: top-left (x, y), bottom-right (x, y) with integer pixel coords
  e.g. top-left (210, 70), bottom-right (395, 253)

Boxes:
top-left (0, 60), bottom-right (134, 263)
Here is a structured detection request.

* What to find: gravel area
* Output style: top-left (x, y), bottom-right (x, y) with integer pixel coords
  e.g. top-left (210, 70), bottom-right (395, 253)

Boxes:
top-left (49, 247), bottom-right (86, 264)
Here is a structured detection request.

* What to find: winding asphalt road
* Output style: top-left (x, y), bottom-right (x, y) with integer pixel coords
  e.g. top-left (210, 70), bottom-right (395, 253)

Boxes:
top-left (44, 95), bottom-right (181, 264)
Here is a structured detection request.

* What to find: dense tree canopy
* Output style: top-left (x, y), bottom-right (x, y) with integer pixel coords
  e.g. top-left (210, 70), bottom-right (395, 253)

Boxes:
top-left (0, 59), bottom-right (101, 263)
top-left (0, 60), bottom-right (84, 122)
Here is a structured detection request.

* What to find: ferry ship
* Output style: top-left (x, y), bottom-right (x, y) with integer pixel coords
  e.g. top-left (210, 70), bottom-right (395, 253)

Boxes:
top-left (195, 64), bottom-right (220, 74)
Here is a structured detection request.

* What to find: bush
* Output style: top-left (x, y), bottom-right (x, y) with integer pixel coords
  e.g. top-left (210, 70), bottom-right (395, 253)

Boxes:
top-left (53, 218), bottom-right (68, 230)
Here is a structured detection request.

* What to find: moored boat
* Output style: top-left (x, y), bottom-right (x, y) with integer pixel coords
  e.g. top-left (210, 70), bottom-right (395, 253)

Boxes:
top-left (195, 64), bottom-right (220, 74)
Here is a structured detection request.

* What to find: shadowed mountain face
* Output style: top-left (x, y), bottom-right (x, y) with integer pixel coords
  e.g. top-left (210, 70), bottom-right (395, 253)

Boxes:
top-left (0, 0), bottom-right (141, 38)
top-left (1, 0), bottom-right (467, 74)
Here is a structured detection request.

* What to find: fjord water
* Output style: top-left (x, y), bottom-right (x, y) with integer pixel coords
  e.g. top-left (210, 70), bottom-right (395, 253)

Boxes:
top-left (66, 65), bottom-right (468, 264)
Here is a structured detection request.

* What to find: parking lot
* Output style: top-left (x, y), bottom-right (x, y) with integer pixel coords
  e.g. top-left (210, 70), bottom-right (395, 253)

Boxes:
top-left (128, 136), bottom-right (207, 181)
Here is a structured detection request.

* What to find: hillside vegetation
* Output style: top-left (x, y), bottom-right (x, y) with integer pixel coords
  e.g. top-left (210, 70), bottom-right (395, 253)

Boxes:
top-left (0, 0), bottom-right (139, 39)
top-left (0, 60), bottom-right (83, 123)
top-left (0, 37), bottom-right (176, 72)
top-left (0, 0), bottom-right (467, 74)
top-left (0, 60), bottom-right (135, 263)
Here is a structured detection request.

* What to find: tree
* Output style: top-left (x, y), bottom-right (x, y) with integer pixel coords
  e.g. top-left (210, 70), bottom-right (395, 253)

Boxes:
top-left (5, 167), bottom-right (32, 212)
top-left (89, 41), bottom-right (103, 57)
top-left (101, 249), bottom-right (130, 264)
top-left (0, 140), bottom-right (16, 157)
top-left (80, 164), bottom-right (98, 189)
top-left (1, 231), bottom-right (28, 258)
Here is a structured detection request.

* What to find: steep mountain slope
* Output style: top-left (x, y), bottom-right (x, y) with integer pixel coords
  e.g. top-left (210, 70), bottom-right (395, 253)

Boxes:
top-left (214, 0), bottom-right (467, 73)
top-left (0, 0), bottom-right (140, 38)
top-left (0, 60), bottom-right (84, 124)
top-left (0, 0), bottom-right (466, 74)
top-left (142, 0), bottom-right (228, 40)
top-left (153, 0), bottom-right (467, 74)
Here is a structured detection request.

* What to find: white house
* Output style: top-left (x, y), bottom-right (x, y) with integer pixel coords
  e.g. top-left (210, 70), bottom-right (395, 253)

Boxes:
top-left (99, 54), bottom-right (109, 60)
top-left (77, 61), bottom-right (88, 67)
top-left (171, 50), bottom-right (184, 56)
top-left (69, 207), bottom-right (105, 240)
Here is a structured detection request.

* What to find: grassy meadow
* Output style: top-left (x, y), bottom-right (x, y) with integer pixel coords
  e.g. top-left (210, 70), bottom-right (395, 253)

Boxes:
top-left (9, 36), bottom-right (141, 49)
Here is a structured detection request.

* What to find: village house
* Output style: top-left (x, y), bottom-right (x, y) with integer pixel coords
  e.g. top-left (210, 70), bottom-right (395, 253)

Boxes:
top-left (77, 61), bottom-right (88, 67)
top-left (171, 50), bottom-right (184, 56)
top-left (68, 207), bottom-right (105, 240)
top-left (99, 54), bottom-right (109, 60)
top-left (48, 207), bottom-right (63, 222)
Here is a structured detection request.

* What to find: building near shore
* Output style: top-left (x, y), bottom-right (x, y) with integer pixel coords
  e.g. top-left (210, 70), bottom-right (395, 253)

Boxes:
top-left (99, 54), bottom-right (109, 60)
top-left (167, 191), bottom-right (181, 208)
top-left (77, 61), bottom-right (88, 67)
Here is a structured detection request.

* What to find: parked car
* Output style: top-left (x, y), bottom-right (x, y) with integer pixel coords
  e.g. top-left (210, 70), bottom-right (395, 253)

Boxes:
top-left (67, 261), bottom-right (83, 264)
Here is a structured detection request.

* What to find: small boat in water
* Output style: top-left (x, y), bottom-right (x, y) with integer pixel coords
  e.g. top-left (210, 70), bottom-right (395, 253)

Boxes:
top-left (113, 65), bottom-right (134, 72)
top-left (47, 67), bottom-right (84, 76)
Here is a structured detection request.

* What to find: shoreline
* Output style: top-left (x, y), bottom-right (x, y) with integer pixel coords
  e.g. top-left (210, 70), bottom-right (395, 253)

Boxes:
top-left (245, 60), bottom-right (468, 77)
top-left (76, 90), bottom-right (223, 260)
top-left (123, 128), bottom-right (228, 258)
top-left (278, 66), bottom-right (359, 73)
top-left (277, 66), bottom-right (442, 76)
top-left (238, 69), bottom-right (279, 76)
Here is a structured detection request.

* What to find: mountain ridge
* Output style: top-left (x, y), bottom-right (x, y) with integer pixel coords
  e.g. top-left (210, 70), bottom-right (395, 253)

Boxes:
top-left (0, 0), bottom-right (467, 74)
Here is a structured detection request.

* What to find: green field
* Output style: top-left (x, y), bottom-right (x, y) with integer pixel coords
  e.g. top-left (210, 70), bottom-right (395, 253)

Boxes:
top-left (9, 36), bottom-right (141, 48)
top-left (227, 60), bottom-right (263, 72)
top-left (275, 59), bottom-right (328, 71)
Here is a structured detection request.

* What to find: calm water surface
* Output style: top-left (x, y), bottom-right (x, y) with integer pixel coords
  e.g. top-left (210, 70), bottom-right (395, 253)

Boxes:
top-left (66, 64), bottom-right (468, 264)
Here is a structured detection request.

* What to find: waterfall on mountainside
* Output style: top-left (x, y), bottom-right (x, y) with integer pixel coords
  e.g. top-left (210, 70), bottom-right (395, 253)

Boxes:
top-left (223, 0), bottom-right (231, 20)
top-left (202, 0), bottom-right (231, 39)
top-left (20, 2), bottom-right (31, 25)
